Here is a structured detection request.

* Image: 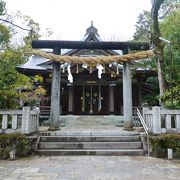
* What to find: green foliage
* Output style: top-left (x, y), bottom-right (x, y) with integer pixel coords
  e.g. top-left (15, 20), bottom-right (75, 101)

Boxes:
top-left (133, 10), bottom-right (151, 41)
top-left (0, 1), bottom-right (10, 46)
top-left (9, 11), bottom-right (41, 47)
top-left (20, 75), bottom-right (46, 107)
top-left (132, 57), bottom-right (160, 106)
top-left (0, 133), bottom-right (32, 159)
top-left (133, 1), bottom-right (180, 107)
top-left (0, 24), bottom-right (11, 45)
top-left (142, 77), bottom-right (159, 106)
top-left (150, 134), bottom-right (180, 158)
top-left (0, 6), bottom-right (49, 109)
top-left (0, 0), bottom-right (6, 15)
top-left (160, 10), bottom-right (180, 109)
top-left (0, 48), bottom-right (28, 109)
top-left (161, 10), bottom-right (180, 83)
top-left (159, 0), bottom-right (180, 19)
top-left (161, 85), bottom-right (180, 109)
top-left (0, 49), bottom-right (46, 109)
top-left (22, 15), bottom-right (41, 45)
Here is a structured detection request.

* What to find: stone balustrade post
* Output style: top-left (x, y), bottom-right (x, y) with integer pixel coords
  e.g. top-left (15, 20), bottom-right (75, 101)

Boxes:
top-left (142, 107), bottom-right (151, 131)
top-left (2, 115), bottom-right (8, 129)
top-left (165, 114), bottom-right (171, 133)
top-left (21, 106), bottom-right (31, 134)
top-left (152, 106), bottom-right (161, 134)
top-left (142, 107), bottom-right (149, 121)
top-left (12, 115), bottom-right (18, 129)
top-left (176, 115), bottom-right (180, 133)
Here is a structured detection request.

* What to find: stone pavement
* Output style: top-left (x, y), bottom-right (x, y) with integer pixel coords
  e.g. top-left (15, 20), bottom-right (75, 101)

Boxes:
top-left (0, 156), bottom-right (180, 180)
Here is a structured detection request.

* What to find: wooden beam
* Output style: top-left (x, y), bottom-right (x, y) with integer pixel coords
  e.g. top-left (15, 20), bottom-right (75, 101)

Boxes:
top-left (32, 40), bottom-right (150, 51)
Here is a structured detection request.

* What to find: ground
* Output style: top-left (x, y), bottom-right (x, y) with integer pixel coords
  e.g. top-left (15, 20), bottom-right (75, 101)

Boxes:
top-left (0, 156), bottom-right (180, 180)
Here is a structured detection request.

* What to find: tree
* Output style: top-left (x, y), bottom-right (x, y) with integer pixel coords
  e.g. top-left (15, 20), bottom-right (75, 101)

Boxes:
top-left (159, 0), bottom-right (180, 19)
top-left (151, 0), bottom-right (166, 103)
top-left (0, 24), bottom-right (11, 45)
top-left (0, 48), bottom-right (28, 108)
top-left (133, 10), bottom-right (151, 41)
top-left (0, 4), bottom-right (46, 109)
top-left (133, 0), bottom-right (180, 107)
top-left (134, 0), bottom-right (179, 42)
top-left (0, 0), bottom-right (10, 46)
top-left (0, 0), bottom-right (6, 15)
top-left (160, 10), bottom-right (180, 108)
top-left (0, 48), bottom-right (46, 109)
top-left (151, 0), bottom-right (180, 107)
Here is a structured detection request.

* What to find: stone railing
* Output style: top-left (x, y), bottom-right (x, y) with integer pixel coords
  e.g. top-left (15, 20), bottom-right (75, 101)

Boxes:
top-left (143, 106), bottom-right (180, 134)
top-left (0, 107), bottom-right (39, 134)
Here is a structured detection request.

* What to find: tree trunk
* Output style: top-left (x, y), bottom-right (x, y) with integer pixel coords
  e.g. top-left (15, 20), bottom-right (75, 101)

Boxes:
top-left (155, 48), bottom-right (166, 98)
top-left (151, 0), bottom-right (167, 105)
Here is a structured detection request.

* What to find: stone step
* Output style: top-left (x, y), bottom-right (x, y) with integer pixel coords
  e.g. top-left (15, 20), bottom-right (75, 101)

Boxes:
top-left (49, 131), bottom-right (137, 136)
top-left (39, 141), bottom-right (142, 149)
top-left (36, 149), bottom-right (144, 156)
top-left (40, 135), bottom-right (141, 142)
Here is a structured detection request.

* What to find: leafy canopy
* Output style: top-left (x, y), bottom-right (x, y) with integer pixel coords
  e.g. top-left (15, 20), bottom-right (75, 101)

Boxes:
top-left (0, 2), bottom-right (46, 109)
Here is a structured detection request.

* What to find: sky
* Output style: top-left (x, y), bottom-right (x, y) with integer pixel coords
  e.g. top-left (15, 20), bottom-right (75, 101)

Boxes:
top-left (5, 0), bottom-right (151, 41)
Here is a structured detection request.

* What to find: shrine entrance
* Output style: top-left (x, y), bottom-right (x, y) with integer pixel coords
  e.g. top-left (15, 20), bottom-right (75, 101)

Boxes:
top-left (32, 38), bottom-right (151, 128)
top-left (74, 85), bottom-right (109, 115)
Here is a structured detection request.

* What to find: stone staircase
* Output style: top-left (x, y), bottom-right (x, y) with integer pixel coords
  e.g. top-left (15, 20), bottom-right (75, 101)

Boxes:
top-left (40, 115), bottom-right (124, 127)
top-left (36, 132), bottom-right (144, 156)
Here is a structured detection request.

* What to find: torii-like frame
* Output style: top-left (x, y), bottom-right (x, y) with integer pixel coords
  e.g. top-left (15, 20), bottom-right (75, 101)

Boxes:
top-left (32, 40), bottom-right (150, 129)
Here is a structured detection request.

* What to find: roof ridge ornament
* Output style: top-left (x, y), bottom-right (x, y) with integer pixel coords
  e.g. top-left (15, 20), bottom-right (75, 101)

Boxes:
top-left (85, 21), bottom-right (99, 37)
top-left (91, 20), bottom-right (93, 27)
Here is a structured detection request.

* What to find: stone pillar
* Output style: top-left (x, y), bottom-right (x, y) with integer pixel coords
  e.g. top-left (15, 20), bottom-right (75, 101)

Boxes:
top-left (68, 84), bottom-right (73, 114)
top-left (50, 48), bottom-right (61, 128)
top-left (165, 114), bottom-right (171, 133)
top-left (109, 84), bottom-right (115, 114)
top-left (2, 115), bottom-right (8, 130)
top-left (21, 106), bottom-right (31, 134)
top-left (176, 115), bottom-right (180, 133)
top-left (123, 62), bottom-right (133, 129)
top-left (12, 115), bottom-right (18, 129)
top-left (152, 106), bottom-right (161, 134)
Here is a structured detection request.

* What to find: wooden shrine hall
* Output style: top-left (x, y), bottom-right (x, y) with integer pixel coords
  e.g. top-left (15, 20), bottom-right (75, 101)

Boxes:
top-left (18, 23), bottom-right (154, 129)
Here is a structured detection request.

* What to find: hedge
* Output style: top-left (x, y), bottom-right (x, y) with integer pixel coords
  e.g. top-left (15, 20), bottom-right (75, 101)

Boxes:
top-left (150, 134), bottom-right (180, 158)
top-left (0, 133), bottom-right (32, 159)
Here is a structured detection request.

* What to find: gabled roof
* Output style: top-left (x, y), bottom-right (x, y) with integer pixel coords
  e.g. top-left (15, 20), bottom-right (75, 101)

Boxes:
top-left (17, 22), bottom-right (122, 72)
top-left (62, 22), bottom-right (121, 56)
top-left (17, 55), bottom-right (49, 70)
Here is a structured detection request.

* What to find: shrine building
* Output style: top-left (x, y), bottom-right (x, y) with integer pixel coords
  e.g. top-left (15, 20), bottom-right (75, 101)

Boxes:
top-left (17, 22), bottom-right (154, 128)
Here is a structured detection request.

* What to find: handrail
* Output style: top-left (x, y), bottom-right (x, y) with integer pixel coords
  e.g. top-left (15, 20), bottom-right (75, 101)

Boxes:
top-left (137, 109), bottom-right (149, 135)
top-left (136, 108), bottom-right (150, 157)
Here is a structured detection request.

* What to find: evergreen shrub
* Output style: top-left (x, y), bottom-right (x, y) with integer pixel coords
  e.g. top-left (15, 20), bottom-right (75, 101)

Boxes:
top-left (0, 133), bottom-right (32, 159)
